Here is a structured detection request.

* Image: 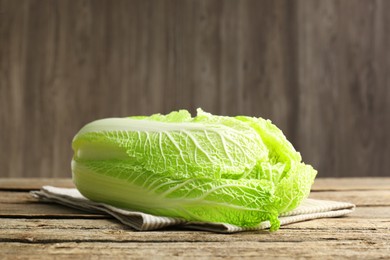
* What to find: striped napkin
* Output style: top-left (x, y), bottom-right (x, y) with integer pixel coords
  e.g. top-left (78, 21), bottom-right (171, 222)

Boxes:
top-left (32, 186), bottom-right (355, 233)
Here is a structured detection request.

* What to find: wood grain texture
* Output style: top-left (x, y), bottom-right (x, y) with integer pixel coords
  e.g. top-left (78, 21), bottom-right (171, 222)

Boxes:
top-left (296, 0), bottom-right (390, 177)
top-left (0, 178), bottom-right (74, 190)
top-left (1, 218), bottom-right (389, 243)
top-left (1, 241), bottom-right (389, 259)
top-left (0, 0), bottom-right (389, 178)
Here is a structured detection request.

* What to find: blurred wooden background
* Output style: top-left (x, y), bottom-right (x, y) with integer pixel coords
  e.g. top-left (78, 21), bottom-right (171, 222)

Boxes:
top-left (1, 0), bottom-right (389, 178)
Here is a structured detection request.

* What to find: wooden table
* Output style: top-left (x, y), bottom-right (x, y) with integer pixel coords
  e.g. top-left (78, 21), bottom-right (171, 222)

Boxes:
top-left (1, 178), bottom-right (389, 259)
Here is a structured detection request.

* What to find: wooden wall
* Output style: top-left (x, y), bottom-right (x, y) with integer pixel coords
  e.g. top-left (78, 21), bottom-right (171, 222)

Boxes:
top-left (1, 0), bottom-right (389, 178)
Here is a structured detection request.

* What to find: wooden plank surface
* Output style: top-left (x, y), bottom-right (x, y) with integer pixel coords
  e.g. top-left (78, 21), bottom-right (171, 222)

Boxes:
top-left (309, 190), bottom-right (390, 206)
top-left (1, 0), bottom-right (389, 179)
top-left (0, 216), bottom-right (389, 243)
top-left (311, 177), bottom-right (390, 191)
top-left (1, 227), bottom-right (389, 244)
top-left (0, 178), bottom-right (389, 259)
top-left (0, 203), bottom-right (108, 218)
top-left (1, 217), bottom-right (388, 234)
top-left (0, 178), bottom-right (74, 190)
top-left (1, 240), bottom-right (389, 259)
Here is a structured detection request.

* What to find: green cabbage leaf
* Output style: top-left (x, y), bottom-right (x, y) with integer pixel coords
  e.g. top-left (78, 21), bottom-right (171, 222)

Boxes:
top-left (72, 109), bottom-right (317, 231)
